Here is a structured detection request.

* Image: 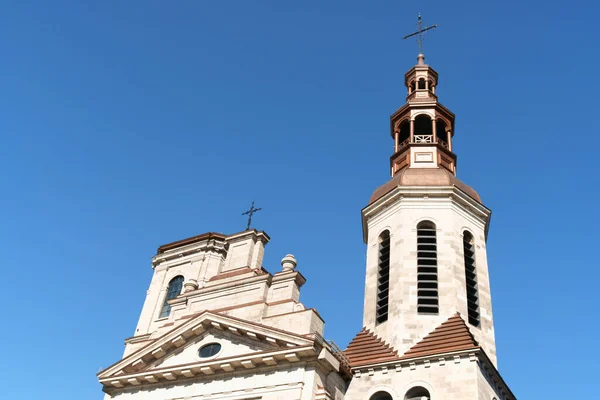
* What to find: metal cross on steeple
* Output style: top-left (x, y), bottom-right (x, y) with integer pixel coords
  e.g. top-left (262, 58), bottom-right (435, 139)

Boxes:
top-left (403, 13), bottom-right (438, 55)
top-left (241, 201), bottom-right (262, 231)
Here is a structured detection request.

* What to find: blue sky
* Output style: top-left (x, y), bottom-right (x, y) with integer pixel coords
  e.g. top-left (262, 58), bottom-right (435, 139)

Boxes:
top-left (1, 1), bottom-right (598, 398)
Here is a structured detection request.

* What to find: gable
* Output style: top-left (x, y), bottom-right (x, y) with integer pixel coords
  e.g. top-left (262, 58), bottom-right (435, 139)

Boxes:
top-left (98, 311), bottom-right (319, 389)
top-left (400, 313), bottom-right (479, 360)
top-left (344, 328), bottom-right (400, 368)
top-left (151, 327), bottom-right (282, 370)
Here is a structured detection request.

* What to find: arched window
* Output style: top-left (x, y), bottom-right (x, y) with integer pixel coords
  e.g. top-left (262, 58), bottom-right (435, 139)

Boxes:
top-left (414, 115), bottom-right (433, 139)
top-left (463, 231), bottom-right (480, 326)
top-left (371, 391), bottom-right (393, 400)
top-left (417, 221), bottom-right (438, 314)
top-left (405, 386), bottom-right (431, 400)
top-left (436, 120), bottom-right (448, 146)
top-left (376, 231), bottom-right (391, 324)
top-left (398, 120), bottom-right (410, 146)
top-left (159, 276), bottom-right (184, 318)
top-left (418, 78), bottom-right (426, 89)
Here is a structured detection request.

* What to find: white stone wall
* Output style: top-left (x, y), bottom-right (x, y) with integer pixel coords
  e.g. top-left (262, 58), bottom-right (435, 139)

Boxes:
top-left (344, 356), bottom-right (479, 400)
top-left (103, 363), bottom-right (341, 400)
top-left (477, 364), bottom-right (508, 400)
top-left (363, 191), bottom-right (497, 365)
top-left (131, 231), bottom-right (268, 346)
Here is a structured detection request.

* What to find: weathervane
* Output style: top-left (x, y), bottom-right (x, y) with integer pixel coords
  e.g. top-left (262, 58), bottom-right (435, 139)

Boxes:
top-left (241, 201), bottom-right (262, 231)
top-left (403, 13), bottom-right (438, 54)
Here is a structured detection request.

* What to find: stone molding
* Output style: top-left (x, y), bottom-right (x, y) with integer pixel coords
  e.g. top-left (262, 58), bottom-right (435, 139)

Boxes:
top-left (98, 311), bottom-right (347, 394)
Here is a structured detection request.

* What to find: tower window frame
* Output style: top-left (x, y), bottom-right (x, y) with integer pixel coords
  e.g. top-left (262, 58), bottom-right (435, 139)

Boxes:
top-left (463, 231), bottom-right (480, 327)
top-left (405, 386), bottom-right (431, 400)
top-left (371, 391), bottom-right (394, 400)
top-left (376, 230), bottom-right (391, 324)
top-left (159, 275), bottom-right (184, 319)
top-left (417, 221), bottom-right (439, 314)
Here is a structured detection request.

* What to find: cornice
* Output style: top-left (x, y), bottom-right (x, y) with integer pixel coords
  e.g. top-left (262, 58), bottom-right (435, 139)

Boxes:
top-left (100, 345), bottom-right (317, 393)
top-left (361, 185), bottom-right (491, 243)
top-left (272, 270), bottom-right (307, 288)
top-left (226, 229), bottom-right (270, 244)
top-left (98, 311), bottom-right (318, 388)
top-left (152, 240), bottom-right (227, 268)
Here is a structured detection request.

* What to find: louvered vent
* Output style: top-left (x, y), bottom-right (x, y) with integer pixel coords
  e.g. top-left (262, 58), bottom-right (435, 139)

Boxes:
top-left (376, 231), bottom-right (390, 324)
top-left (463, 232), bottom-right (480, 326)
top-left (417, 221), bottom-right (438, 314)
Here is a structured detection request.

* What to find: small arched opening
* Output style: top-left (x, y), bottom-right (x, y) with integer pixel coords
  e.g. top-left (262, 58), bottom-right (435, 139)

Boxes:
top-left (398, 120), bottom-right (410, 147)
top-left (418, 78), bottom-right (426, 90)
top-left (436, 120), bottom-right (449, 147)
top-left (414, 115), bottom-right (433, 143)
top-left (428, 80), bottom-right (435, 92)
top-left (409, 80), bottom-right (416, 94)
top-left (371, 391), bottom-right (394, 400)
top-left (405, 386), bottom-right (431, 400)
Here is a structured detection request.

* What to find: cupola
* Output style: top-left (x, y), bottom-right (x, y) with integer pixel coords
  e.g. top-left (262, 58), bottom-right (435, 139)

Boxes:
top-left (389, 53), bottom-right (457, 176)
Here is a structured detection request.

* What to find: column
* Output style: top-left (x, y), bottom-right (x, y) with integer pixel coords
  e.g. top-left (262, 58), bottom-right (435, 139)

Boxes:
top-left (410, 120), bottom-right (414, 143)
top-left (394, 130), bottom-right (399, 153)
top-left (447, 130), bottom-right (453, 152)
top-left (432, 118), bottom-right (437, 142)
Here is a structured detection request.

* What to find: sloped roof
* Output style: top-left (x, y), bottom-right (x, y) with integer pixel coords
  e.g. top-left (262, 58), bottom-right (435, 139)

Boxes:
top-left (400, 313), bottom-right (479, 359)
top-left (344, 328), bottom-right (400, 367)
top-left (368, 168), bottom-right (482, 206)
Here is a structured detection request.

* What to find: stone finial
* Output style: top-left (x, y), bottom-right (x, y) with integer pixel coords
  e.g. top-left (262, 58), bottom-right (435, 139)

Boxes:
top-left (281, 254), bottom-right (297, 272)
top-left (183, 279), bottom-right (198, 293)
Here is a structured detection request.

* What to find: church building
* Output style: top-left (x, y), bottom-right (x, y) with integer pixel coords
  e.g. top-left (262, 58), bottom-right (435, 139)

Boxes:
top-left (97, 51), bottom-right (516, 400)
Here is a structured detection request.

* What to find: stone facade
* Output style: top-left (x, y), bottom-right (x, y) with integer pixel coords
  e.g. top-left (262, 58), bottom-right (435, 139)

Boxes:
top-left (361, 186), bottom-right (497, 365)
top-left (99, 230), bottom-right (349, 400)
top-left (98, 51), bottom-right (516, 400)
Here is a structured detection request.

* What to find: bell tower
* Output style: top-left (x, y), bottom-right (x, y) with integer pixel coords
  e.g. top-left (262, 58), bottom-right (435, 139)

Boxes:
top-left (390, 53), bottom-right (456, 176)
top-left (359, 49), bottom-right (497, 364)
top-left (344, 22), bottom-right (516, 395)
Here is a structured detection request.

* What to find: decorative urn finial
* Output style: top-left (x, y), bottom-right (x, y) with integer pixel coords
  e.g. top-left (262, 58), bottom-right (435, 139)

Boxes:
top-left (281, 254), bottom-right (297, 272)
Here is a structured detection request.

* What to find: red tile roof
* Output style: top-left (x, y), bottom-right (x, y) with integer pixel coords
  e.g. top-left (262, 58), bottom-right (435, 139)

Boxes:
top-left (344, 314), bottom-right (479, 368)
top-left (344, 328), bottom-right (400, 367)
top-left (400, 313), bottom-right (479, 360)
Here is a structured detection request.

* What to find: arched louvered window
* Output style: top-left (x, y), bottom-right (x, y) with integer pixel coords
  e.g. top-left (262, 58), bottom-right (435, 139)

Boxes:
top-left (376, 231), bottom-right (391, 324)
top-left (159, 275), bottom-right (184, 318)
top-left (463, 231), bottom-right (480, 326)
top-left (371, 391), bottom-right (393, 400)
top-left (405, 386), bottom-right (431, 400)
top-left (417, 221), bottom-right (438, 314)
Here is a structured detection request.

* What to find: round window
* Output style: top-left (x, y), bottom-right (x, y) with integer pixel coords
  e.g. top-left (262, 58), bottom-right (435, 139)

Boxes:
top-left (198, 343), bottom-right (221, 358)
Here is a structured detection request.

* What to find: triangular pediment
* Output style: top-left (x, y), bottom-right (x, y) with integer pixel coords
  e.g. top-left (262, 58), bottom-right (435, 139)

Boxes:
top-left (399, 313), bottom-right (479, 360)
top-left (149, 325), bottom-right (284, 370)
top-left (98, 311), bottom-right (317, 390)
top-left (344, 328), bottom-right (400, 368)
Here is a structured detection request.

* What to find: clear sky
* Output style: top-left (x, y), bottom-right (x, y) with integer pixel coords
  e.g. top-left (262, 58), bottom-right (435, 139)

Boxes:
top-left (1, 1), bottom-right (598, 398)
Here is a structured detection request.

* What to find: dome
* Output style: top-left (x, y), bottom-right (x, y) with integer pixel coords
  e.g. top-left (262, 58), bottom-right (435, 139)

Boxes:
top-left (368, 168), bottom-right (482, 205)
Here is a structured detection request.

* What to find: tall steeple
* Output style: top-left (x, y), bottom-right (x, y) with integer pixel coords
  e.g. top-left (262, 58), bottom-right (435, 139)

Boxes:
top-left (359, 47), bottom-right (498, 368)
top-left (344, 40), bottom-right (516, 399)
